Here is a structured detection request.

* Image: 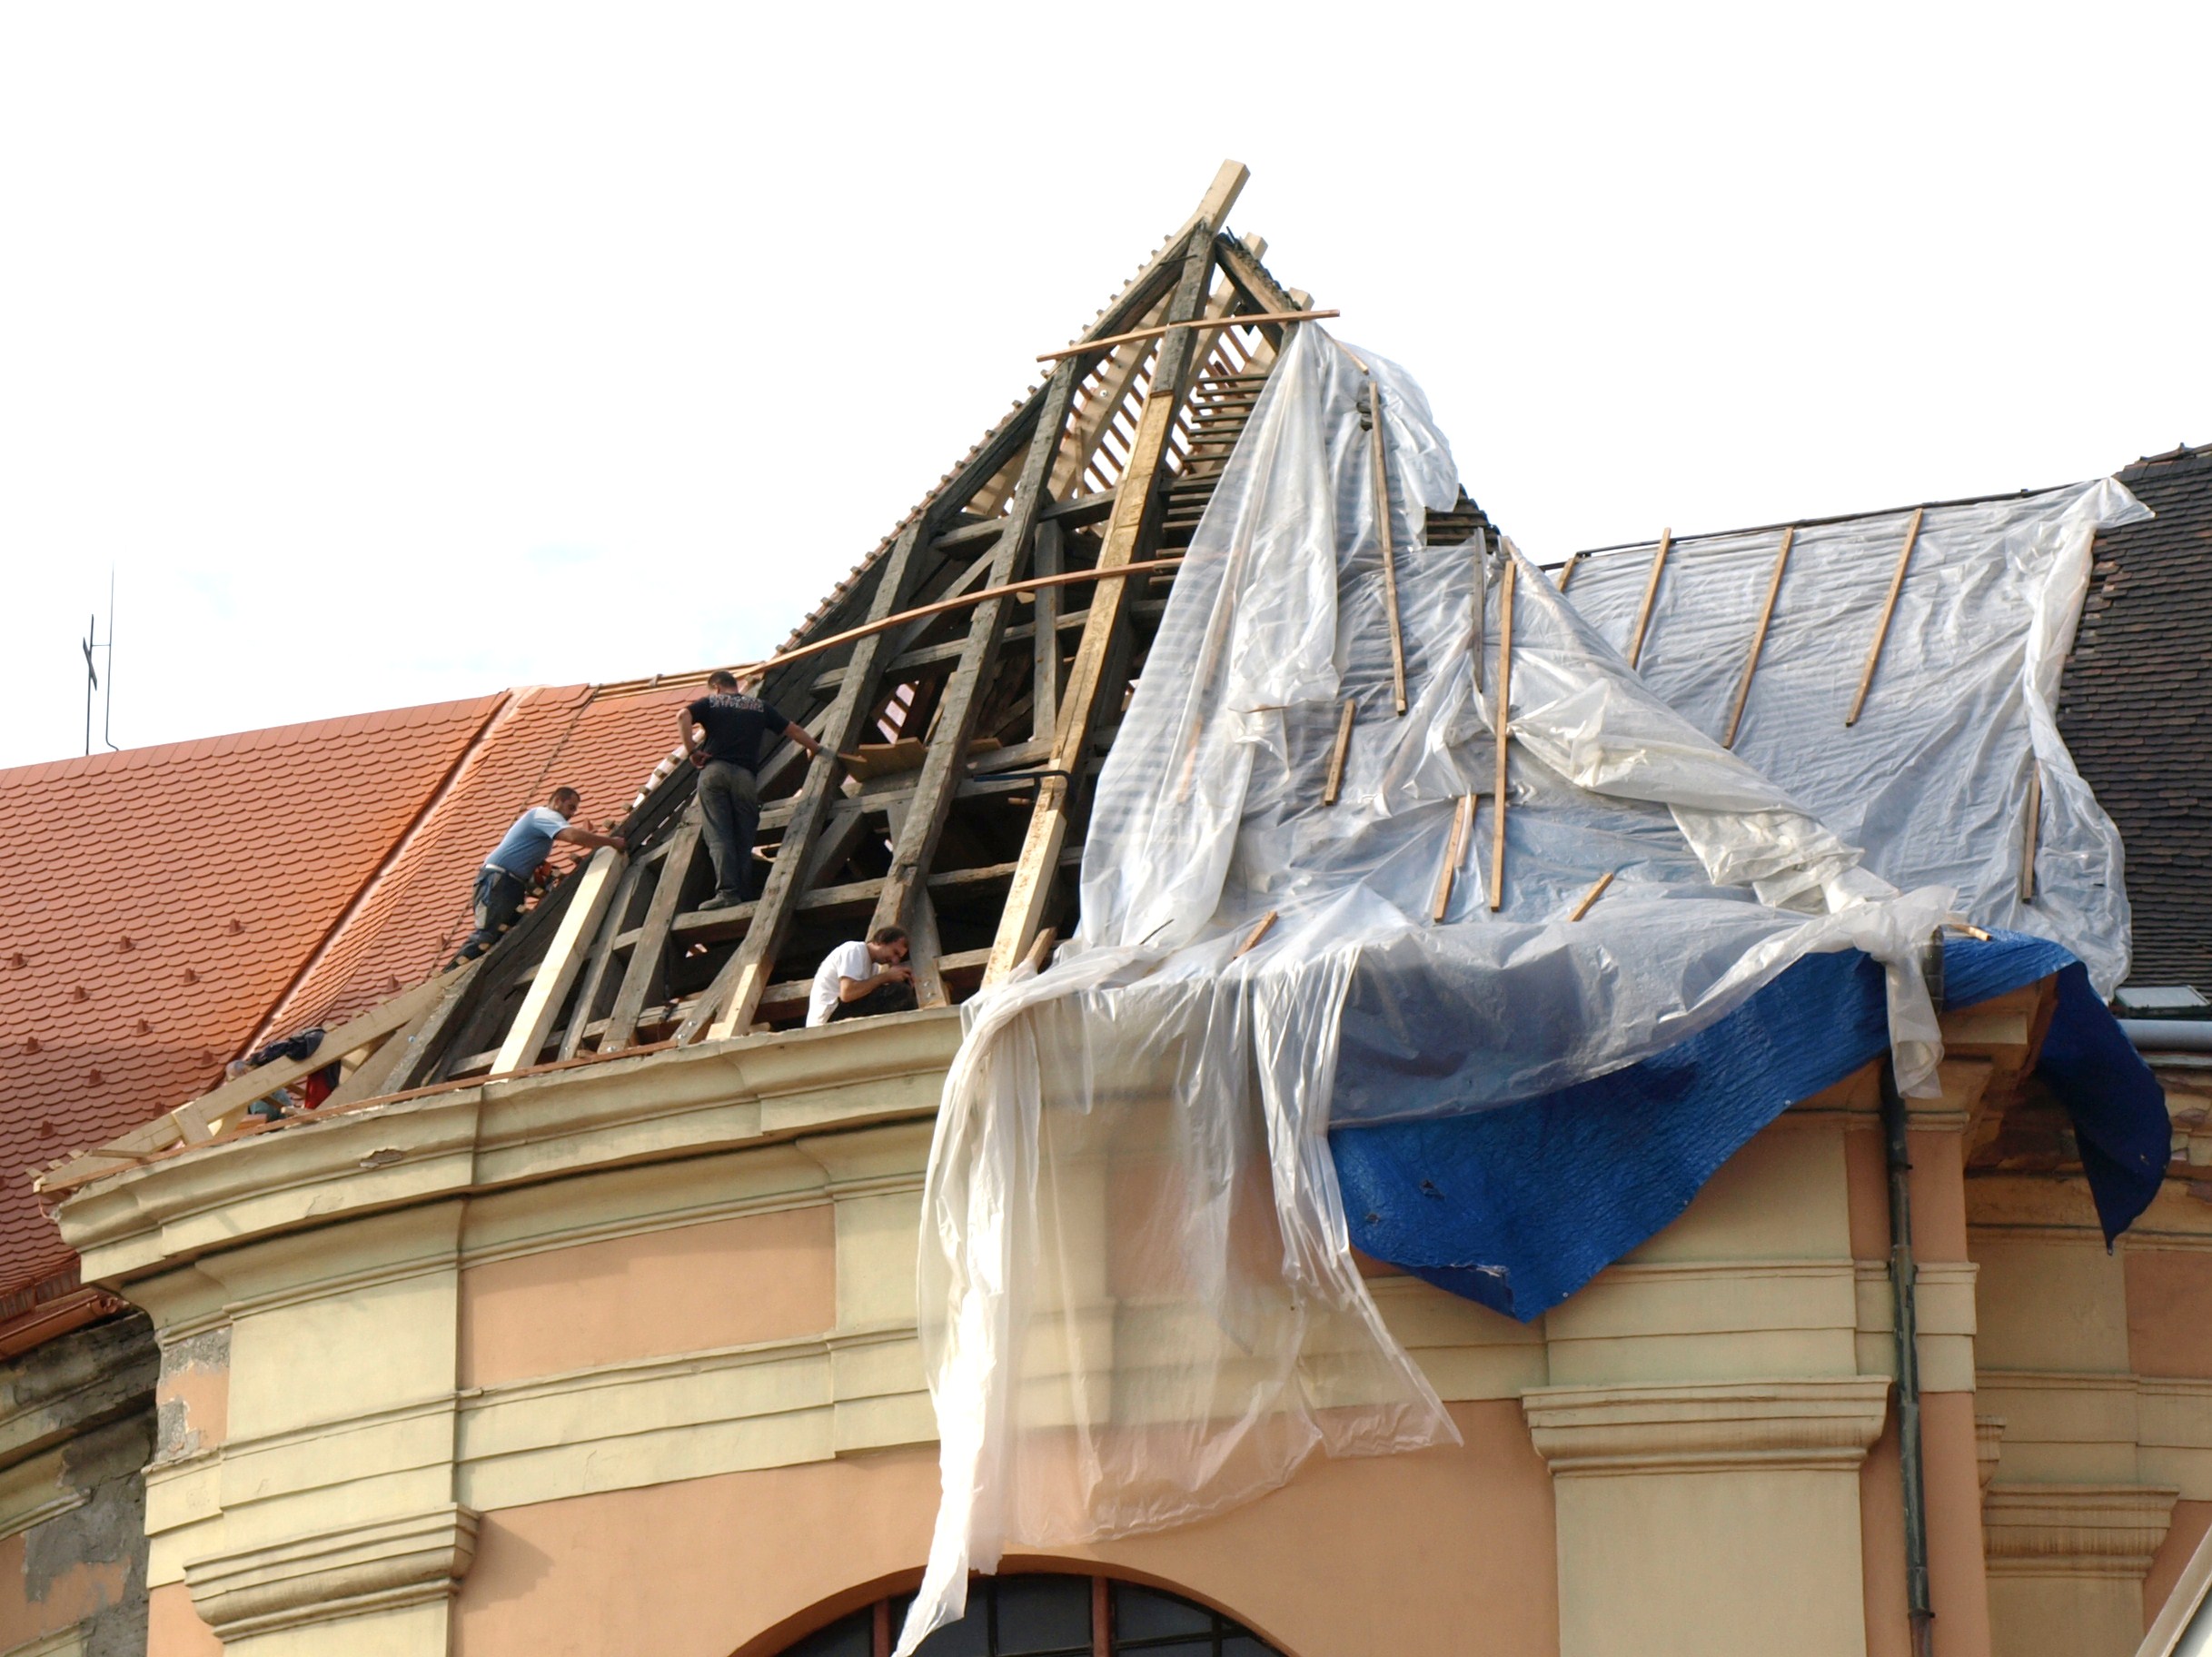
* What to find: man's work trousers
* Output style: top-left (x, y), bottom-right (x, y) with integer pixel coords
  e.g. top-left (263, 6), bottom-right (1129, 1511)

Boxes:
top-left (454, 866), bottom-right (529, 964)
top-left (828, 979), bottom-right (920, 1022)
top-left (698, 759), bottom-right (763, 901)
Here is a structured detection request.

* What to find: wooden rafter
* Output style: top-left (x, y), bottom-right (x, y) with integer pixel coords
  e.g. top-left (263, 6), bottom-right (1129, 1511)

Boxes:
top-left (985, 198), bottom-right (1234, 985)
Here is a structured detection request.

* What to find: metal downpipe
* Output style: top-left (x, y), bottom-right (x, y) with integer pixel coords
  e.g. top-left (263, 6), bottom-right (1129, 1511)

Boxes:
top-left (1886, 932), bottom-right (1946, 1657)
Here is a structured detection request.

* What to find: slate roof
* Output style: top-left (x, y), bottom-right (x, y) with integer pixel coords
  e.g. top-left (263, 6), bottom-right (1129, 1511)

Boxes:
top-left (0, 681), bottom-right (689, 1309)
top-left (2059, 442), bottom-right (2212, 997)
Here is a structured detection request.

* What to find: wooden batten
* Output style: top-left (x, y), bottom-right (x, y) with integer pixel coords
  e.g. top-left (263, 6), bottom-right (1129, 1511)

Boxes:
top-left (1489, 557), bottom-right (1517, 911)
top-left (1722, 526), bottom-right (1796, 749)
top-left (1626, 529), bottom-right (1672, 670)
top-left (1847, 506), bottom-right (1925, 727)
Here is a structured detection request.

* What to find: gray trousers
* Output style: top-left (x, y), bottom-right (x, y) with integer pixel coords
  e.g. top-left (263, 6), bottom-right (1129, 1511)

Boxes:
top-left (697, 760), bottom-right (763, 900)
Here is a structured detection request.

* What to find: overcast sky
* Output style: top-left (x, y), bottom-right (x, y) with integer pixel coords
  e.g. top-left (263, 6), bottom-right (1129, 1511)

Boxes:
top-left (2, 4), bottom-right (2205, 769)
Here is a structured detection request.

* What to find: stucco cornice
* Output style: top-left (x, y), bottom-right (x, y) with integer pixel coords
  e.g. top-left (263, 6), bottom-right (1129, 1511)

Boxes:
top-left (57, 1008), bottom-right (963, 1289)
top-left (1522, 1375), bottom-right (1891, 1476)
top-left (1981, 1483), bottom-right (2178, 1580)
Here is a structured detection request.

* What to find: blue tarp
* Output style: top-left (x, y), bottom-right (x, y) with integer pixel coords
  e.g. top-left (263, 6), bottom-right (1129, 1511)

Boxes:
top-left (1334, 933), bottom-right (2170, 1322)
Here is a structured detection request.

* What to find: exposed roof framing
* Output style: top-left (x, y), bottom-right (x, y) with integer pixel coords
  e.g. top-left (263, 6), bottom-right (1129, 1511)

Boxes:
top-left (39, 163), bottom-right (1504, 1189)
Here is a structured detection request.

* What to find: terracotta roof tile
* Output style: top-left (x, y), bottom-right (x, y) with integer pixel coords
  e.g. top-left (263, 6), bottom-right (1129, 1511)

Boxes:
top-left (0, 695), bottom-right (503, 1295)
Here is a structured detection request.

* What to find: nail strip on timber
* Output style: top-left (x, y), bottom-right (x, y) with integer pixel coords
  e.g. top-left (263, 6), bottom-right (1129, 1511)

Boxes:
top-left (1847, 507), bottom-right (1925, 727)
top-left (1432, 795), bottom-right (1476, 923)
top-left (1722, 526), bottom-right (1797, 749)
top-left (2020, 762), bottom-right (2041, 902)
top-left (1369, 381), bottom-right (1408, 715)
top-left (1567, 869), bottom-right (1617, 922)
top-left (1490, 557), bottom-right (1517, 911)
top-left (1323, 698), bottom-right (1356, 805)
top-left (1626, 529), bottom-right (1671, 670)
top-left (1036, 309), bottom-right (1337, 362)
top-left (986, 206), bottom-right (1230, 987)
top-left (866, 356), bottom-right (1087, 1003)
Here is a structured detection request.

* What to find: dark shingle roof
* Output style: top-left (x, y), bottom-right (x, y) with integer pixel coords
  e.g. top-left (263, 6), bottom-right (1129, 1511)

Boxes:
top-left (2058, 443), bottom-right (2212, 996)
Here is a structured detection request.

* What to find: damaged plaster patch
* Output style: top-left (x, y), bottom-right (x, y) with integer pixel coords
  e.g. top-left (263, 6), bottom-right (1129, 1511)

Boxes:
top-left (22, 1413), bottom-right (151, 1657)
top-left (152, 1326), bottom-right (229, 1468)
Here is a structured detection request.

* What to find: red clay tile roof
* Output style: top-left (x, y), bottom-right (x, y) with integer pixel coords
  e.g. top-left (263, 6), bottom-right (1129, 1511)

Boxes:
top-left (0, 680), bottom-right (690, 1308)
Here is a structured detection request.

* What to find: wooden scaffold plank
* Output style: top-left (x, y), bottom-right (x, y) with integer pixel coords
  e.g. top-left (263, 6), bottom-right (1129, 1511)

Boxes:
top-left (1368, 380), bottom-right (1408, 716)
top-left (492, 845), bottom-right (629, 1075)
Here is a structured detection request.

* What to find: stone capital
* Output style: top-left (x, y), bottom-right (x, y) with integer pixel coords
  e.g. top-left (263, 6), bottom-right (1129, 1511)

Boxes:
top-left (184, 1503), bottom-right (480, 1643)
top-left (1522, 1375), bottom-right (1890, 1477)
top-left (1982, 1483), bottom-right (2178, 1581)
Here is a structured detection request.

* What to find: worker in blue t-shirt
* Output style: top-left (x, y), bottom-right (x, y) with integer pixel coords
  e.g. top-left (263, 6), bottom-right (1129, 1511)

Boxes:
top-left (451, 787), bottom-right (627, 965)
top-left (681, 670), bottom-right (827, 909)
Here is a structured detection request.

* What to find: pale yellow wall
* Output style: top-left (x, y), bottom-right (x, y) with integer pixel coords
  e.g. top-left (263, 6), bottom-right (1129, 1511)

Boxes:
top-left (453, 1399), bottom-right (1557, 1657)
top-left (149, 1581), bottom-right (224, 1656)
top-left (459, 1206), bottom-right (835, 1388)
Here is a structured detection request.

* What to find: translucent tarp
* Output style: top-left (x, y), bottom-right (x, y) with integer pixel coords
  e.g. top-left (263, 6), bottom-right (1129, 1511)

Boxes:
top-left (896, 326), bottom-right (1953, 1653)
top-left (1557, 481), bottom-right (2147, 996)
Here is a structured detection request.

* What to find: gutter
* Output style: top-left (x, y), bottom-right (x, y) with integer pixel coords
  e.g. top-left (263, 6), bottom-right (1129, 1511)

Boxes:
top-left (2121, 1019), bottom-right (2212, 1054)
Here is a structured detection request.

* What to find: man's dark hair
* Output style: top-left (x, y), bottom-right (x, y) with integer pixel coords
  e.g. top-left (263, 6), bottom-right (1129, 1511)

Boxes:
top-left (549, 785), bottom-right (580, 805)
top-left (870, 926), bottom-right (909, 948)
top-left (708, 670), bottom-right (739, 690)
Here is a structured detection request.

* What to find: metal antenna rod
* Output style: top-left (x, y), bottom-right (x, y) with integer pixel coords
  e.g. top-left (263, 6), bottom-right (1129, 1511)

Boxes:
top-left (103, 570), bottom-right (117, 751)
top-left (81, 613), bottom-right (98, 758)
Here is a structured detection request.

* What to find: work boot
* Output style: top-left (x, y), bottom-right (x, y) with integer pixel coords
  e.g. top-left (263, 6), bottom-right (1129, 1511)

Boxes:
top-left (698, 890), bottom-right (744, 911)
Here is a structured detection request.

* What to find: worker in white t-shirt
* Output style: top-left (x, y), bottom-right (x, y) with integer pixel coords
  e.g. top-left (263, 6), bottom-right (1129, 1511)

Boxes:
top-left (807, 927), bottom-right (914, 1026)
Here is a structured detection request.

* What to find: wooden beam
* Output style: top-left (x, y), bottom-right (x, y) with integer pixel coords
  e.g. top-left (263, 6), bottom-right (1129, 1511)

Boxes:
top-left (1490, 558), bottom-right (1517, 912)
top-left (686, 517), bottom-right (941, 1043)
top-left (729, 558), bottom-right (1185, 682)
top-left (1722, 527), bottom-right (1796, 749)
top-left (600, 813), bottom-right (701, 1051)
top-left (866, 358), bottom-right (1086, 1002)
top-left (1432, 795), bottom-right (1475, 923)
top-left (1233, 911), bottom-right (1278, 957)
top-left (985, 216), bottom-right (1227, 986)
top-left (557, 856), bottom-right (645, 1061)
top-left (1566, 869), bottom-right (1617, 922)
top-left (1035, 309), bottom-right (1336, 362)
top-left (1846, 507), bottom-right (1925, 727)
top-left (1625, 530), bottom-right (1671, 670)
top-left (491, 846), bottom-right (628, 1075)
top-left (1368, 381), bottom-right (1408, 715)
top-left (1031, 521), bottom-right (1062, 741)
top-left (2021, 762), bottom-right (2041, 902)
top-left (1555, 551), bottom-right (1583, 591)
top-left (193, 965), bottom-right (477, 1139)
top-left (1323, 698), bottom-right (1356, 806)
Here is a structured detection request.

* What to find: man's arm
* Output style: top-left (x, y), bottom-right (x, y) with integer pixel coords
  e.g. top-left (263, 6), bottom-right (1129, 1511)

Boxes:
top-left (554, 823), bottom-right (629, 853)
top-left (679, 708), bottom-right (705, 768)
top-left (838, 963), bottom-right (913, 1002)
top-left (782, 719), bottom-right (824, 759)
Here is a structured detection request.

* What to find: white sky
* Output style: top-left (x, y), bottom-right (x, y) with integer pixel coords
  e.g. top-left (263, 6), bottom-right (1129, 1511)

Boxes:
top-left (2, 4), bottom-right (2205, 769)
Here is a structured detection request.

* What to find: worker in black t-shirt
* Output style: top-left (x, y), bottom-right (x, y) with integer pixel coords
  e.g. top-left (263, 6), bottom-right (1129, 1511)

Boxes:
top-left (680, 670), bottom-right (827, 909)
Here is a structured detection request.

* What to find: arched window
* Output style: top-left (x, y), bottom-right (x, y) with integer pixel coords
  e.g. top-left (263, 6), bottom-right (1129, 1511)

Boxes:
top-left (782, 1573), bottom-right (1284, 1657)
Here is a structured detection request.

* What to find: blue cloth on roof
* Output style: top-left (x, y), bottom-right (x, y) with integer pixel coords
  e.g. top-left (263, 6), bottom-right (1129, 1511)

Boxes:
top-left (1332, 932), bottom-right (2168, 1323)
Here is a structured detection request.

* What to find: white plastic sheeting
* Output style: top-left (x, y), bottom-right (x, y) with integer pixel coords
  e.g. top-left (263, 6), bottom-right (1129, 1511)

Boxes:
top-left (1559, 481), bottom-right (2148, 997)
top-left (896, 325), bottom-right (1951, 1654)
